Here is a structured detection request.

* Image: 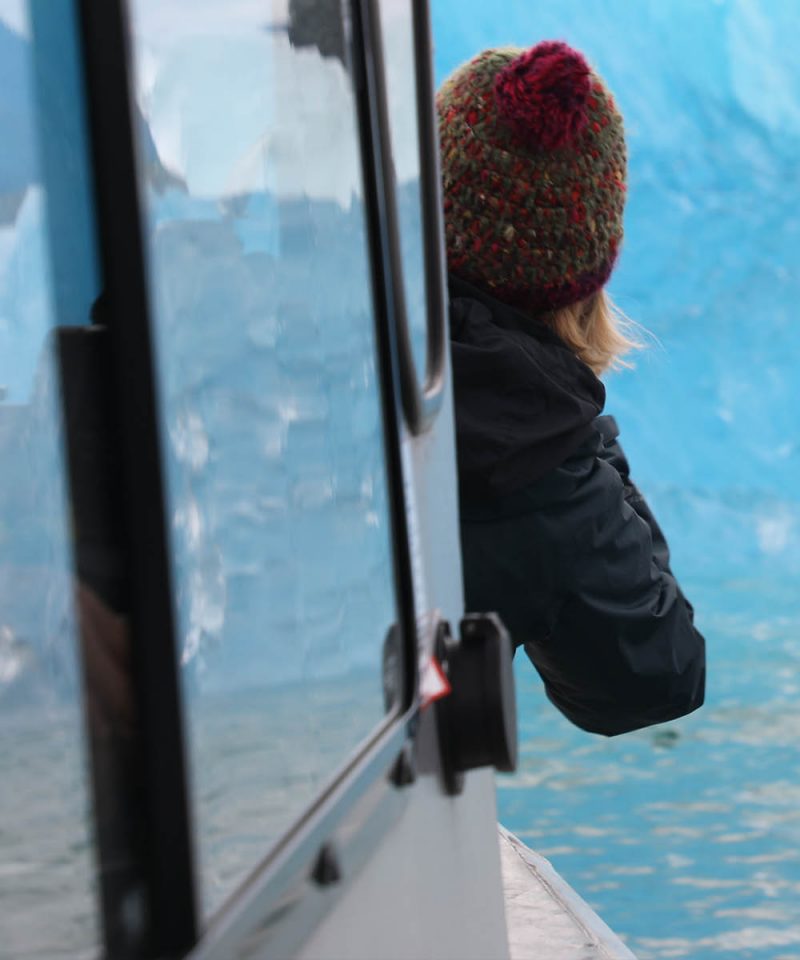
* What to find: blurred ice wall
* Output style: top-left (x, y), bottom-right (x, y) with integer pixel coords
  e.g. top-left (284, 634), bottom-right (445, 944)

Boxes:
top-left (432, 0), bottom-right (800, 586)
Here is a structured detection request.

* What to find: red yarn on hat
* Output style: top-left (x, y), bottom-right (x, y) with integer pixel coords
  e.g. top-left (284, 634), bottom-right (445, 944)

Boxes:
top-left (494, 41), bottom-right (591, 150)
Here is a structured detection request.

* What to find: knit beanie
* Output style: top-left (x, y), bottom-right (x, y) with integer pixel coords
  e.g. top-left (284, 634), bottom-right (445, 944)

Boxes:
top-left (437, 41), bottom-right (626, 314)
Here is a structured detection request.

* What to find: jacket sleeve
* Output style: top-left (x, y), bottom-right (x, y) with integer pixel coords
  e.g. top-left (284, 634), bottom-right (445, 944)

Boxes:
top-left (523, 420), bottom-right (706, 737)
top-left (594, 415), bottom-right (672, 573)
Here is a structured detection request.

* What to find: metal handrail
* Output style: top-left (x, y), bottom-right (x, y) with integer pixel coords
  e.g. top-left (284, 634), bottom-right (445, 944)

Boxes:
top-left (365, 0), bottom-right (448, 435)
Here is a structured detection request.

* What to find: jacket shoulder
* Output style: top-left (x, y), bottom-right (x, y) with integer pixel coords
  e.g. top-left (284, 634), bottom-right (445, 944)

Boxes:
top-left (459, 424), bottom-right (606, 523)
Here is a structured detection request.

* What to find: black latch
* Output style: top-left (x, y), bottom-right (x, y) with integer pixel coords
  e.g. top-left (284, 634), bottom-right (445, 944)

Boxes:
top-left (435, 614), bottom-right (517, 795)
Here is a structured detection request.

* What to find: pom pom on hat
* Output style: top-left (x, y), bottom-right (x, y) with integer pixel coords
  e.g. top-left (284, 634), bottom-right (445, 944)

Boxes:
top-left (494, 41), bottom-right (591, 150)
top-left (437, 39), bottom-right (626, 313)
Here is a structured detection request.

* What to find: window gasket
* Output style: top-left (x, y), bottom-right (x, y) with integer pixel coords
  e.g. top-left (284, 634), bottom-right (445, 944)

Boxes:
top-left (75, 0), bottom-right (199, 953)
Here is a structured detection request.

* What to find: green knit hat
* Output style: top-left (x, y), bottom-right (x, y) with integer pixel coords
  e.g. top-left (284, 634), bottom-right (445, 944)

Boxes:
top-left (437, 41), bottom-right (626, 314)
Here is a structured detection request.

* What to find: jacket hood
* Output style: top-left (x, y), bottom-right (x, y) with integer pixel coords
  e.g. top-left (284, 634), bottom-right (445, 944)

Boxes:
top-left (450, 276), bottom-right (605, 500)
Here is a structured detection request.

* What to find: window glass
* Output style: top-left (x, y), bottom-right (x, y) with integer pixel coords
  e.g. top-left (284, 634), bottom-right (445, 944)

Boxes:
top-left (380, 0), bottom-right (428, 384)
top-left (0, 0), bottom-right (100, 956)
top-left (128, 0), bottom-right (401, 918)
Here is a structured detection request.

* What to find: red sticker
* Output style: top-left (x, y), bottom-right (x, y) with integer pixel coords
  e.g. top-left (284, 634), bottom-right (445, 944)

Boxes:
top-left (419, 654), bottom-right (451, 709)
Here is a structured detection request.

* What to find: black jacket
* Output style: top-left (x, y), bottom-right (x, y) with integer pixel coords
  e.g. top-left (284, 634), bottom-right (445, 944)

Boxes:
top-left (450, 277), bottom-right (706, 736)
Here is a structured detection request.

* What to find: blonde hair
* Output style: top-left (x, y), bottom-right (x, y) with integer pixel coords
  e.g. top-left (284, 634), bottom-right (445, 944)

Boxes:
top-left (542, 289), bottom-right (641, 376)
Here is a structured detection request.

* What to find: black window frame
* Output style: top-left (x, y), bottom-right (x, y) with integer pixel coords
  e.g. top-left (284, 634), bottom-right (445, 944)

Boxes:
top-left (57, 0), bottom-right (449, 955)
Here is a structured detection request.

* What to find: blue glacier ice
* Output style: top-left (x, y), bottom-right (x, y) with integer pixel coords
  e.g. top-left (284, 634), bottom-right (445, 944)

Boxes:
top-left (433, 0), bottom-right (800, 578)
top-left (432, 1), bottom-right (800, 956)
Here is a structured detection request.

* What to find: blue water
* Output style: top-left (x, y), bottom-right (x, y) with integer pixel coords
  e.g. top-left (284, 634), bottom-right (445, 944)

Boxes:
top-left (433, 1), bottom-right (800, 956)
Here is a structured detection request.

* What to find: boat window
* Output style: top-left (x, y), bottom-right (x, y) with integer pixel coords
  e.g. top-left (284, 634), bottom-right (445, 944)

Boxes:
top-left (127, 0), bottom-right (402, 920)
top-left (379, 0), bottom-right (428, 386)
top-left (0, 1), bottom-right (101, 956)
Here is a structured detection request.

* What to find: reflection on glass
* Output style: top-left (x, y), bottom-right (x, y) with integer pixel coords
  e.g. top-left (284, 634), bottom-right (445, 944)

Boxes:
top-left (380, 0), bottom-right (428, 384)
top-left (128, 0), bottom-right (400, 917)
top-left (0, 2), bottom-right (99, 957)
